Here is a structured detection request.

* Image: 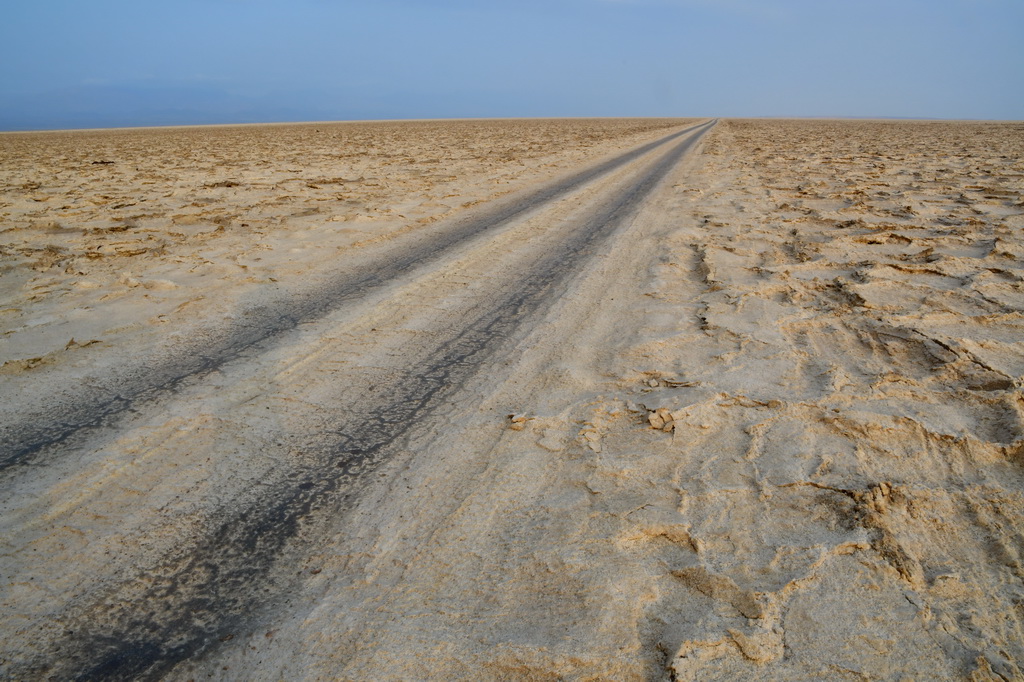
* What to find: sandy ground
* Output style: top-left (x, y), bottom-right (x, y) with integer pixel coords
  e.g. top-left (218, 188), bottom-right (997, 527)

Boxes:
top-left (0, 118), bottom-right (687, 373)
top-left (2, 118), bottom-right (1023, 680)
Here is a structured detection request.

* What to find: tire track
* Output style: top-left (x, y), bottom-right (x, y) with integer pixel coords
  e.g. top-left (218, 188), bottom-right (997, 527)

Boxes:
top-left (4, 121), bottom-right (715, 680)
top-left (0, 122), bottom-right (710, 472)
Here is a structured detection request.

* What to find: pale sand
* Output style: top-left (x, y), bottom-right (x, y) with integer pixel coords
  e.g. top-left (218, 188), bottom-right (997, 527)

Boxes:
top-left (1, 119), bottom-right (1022, 680)
top-left (0, 118), bottom-right (688, 372)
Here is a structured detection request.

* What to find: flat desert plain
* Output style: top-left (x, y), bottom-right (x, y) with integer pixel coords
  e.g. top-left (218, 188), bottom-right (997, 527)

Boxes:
top-left (1, 118), bottom-right (1023, 680)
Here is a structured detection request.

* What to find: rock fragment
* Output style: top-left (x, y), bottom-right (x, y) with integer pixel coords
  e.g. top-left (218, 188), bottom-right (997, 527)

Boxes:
top-left (507, 413), bottom-right (530, 431)
top-left (648, 407), bottom-right (675, 432)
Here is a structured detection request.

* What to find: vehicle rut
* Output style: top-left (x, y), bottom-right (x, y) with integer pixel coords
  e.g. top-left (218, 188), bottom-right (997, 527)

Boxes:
top-left (0, 122), bottom-right (710, 472)
top-left (5, 121), bottom-right (715, 680)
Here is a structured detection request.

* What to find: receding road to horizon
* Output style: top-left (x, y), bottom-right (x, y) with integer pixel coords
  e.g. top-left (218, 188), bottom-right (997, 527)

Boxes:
top-left (1, 117), bottom-right (1023, 680)
top-left (1, 120), bottom-right (715, 677)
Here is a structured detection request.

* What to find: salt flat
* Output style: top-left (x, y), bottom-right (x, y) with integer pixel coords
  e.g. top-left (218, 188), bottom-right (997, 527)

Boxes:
top-left (1, 118), bottom-right (1022, 680)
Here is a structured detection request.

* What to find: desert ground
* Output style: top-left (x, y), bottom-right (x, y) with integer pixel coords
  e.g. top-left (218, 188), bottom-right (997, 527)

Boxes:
top-left (1, 117), bottom-right (1023, 680)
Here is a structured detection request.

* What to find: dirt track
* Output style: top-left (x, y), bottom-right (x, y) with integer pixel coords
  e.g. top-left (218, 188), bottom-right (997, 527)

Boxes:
top-left (3, 118), bottom-right (1023, 681)
top-left (1, 120), bottom-right (714, 678)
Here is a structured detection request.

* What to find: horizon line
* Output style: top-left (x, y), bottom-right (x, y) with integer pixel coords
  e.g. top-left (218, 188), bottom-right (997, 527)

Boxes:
top-left (4, 114), bottom-right (1022, 135)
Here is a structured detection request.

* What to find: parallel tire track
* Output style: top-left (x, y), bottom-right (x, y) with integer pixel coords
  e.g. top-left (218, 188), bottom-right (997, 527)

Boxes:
top-left (0, 122), bottom-right (710, 472)
top-left (7, 121), bottom-right (714, 680)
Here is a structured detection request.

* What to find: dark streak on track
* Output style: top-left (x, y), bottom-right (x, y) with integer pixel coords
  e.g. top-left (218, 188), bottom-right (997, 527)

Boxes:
top-left (12, 121), bottom-right (715, 680)
top-left (0, 122), bottom-right (709, 472)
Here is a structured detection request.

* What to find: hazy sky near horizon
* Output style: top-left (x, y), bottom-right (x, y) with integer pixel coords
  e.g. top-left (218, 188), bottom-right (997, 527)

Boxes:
top-left (1, 0), bottom-right (1022, 129)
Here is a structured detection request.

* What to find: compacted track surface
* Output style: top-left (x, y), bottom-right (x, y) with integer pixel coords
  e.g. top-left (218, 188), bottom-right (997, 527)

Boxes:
top-left (0, 121), bottom-right (714, 678)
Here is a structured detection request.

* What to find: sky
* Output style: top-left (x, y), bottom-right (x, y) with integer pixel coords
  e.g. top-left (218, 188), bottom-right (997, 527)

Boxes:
top-left (1, 0), bottom-right (1022, 130)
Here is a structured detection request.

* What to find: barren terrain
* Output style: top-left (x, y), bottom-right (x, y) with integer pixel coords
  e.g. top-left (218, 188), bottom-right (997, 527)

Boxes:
top-left (2, 118), bottom-right (1023, 680)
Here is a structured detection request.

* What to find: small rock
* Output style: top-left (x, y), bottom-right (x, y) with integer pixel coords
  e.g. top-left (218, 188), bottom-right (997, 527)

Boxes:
top-left (649, 407), bottom-right (674, 431)
top-left (508, 413), bottom-right (529, 431)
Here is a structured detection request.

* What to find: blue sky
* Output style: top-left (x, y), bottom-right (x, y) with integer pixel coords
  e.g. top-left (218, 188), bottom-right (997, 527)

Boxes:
top-left (1, 0), bottom-right (1022, 130)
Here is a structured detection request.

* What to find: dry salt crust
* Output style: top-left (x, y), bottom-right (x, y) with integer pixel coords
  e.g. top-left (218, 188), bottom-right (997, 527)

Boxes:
top-left (2, 119), bottom-right (1023, 680)
top-left (0, 118), bottom-right (688, 371)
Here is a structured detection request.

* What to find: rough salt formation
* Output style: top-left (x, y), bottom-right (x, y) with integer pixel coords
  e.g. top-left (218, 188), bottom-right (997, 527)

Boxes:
top-left (619, 119), bottom-right (1024, 679)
